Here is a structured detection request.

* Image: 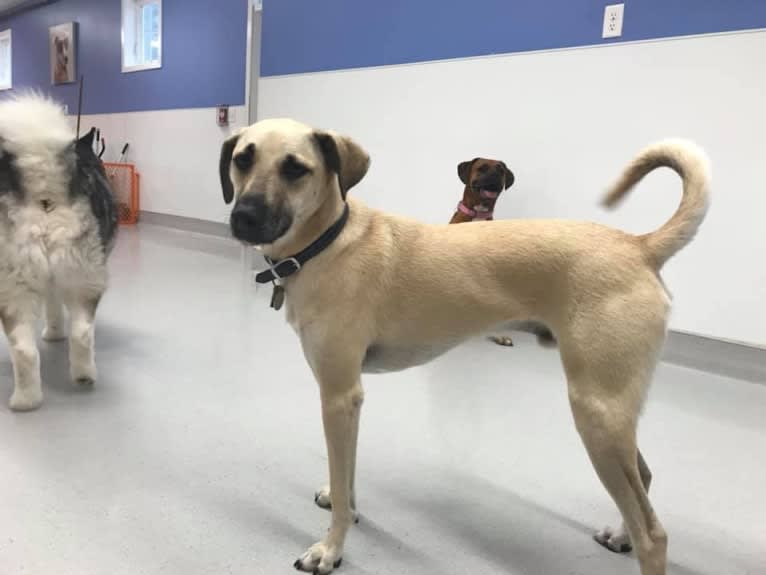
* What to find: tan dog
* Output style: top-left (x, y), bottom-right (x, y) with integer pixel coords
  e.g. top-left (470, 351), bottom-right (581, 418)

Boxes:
top-left (219, 119), bottom-right (710, 575)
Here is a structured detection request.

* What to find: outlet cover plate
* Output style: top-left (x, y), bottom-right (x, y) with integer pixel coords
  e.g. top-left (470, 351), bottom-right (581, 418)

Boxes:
top-left (603, 3), bottom-right (624, 39)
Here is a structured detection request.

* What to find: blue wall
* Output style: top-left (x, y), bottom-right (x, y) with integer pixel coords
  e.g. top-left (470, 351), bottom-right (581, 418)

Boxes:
top-left (261, 0), bottom-right (766, 76)
top-left (0, 0), bottom-right (248, 114)
top-left (3, 1), bottom-right (765, 111)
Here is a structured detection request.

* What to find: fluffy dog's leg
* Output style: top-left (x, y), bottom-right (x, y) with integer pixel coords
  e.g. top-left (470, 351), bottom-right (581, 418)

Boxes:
top-left (1, 309), bottom-right (43, 411)
top-left (296, 362), bottom-right (363, 574)
top-left (43, 288), bottom-right (67, 341)
top-left (66, 295), bottom-right (100, 386)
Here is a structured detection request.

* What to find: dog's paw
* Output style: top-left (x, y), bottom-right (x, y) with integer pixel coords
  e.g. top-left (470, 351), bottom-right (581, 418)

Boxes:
top-left (42, 325), bottom-right (67, 341)
top-left (490, 335), bottom-right (514, 347)
top-left (9, 388), bottom-right (43, 412)
top-left (314, 485), bottom-right (332, 510)
top-left (294, 541), bottom-right (343, 574)
top-left (314, 486), bottom-right (359, 523)
top-left (70, 364), bottom-right (97, 388)
top-left (594, 524), bottom-right (632, 553)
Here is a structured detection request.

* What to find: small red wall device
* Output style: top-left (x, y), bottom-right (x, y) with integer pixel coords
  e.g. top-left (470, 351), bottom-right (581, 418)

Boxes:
top-left (217, 105), bottom-right (229, 127)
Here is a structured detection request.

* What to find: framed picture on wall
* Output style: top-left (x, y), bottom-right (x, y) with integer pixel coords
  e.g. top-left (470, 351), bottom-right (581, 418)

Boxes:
top-left (49, 22), bottom-right (77, 85)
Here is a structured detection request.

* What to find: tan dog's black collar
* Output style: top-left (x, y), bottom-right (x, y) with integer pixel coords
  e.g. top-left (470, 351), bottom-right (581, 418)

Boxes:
top-left (255, 203), bottom-right (350, 284)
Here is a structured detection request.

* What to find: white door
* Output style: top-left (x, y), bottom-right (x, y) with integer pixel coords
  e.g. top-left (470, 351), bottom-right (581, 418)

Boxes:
top-left (242, 0), bottom-right (264, 274)
top-left (245, 0), bottom-right (262, 125)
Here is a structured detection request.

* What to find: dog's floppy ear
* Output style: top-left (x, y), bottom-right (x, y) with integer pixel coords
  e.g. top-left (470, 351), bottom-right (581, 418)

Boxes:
top-left (219, 132), bottom-right (241, 205)
top-left (457, 158), bottom-right (477, 185)
top-left (502, 162), bottom-right (515, 189)
top-left (313, 131), bottom-right (370, 199)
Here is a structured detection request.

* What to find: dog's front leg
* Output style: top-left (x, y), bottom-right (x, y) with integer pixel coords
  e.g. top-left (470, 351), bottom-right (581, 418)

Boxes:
top-left (295, 364), bottom-right (363, 574)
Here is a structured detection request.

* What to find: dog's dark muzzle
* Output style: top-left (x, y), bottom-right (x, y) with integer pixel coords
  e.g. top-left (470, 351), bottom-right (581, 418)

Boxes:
top-left (472, 166), bottom-right (506, 192)
top-left (230, 194), bottom-right (292, 245)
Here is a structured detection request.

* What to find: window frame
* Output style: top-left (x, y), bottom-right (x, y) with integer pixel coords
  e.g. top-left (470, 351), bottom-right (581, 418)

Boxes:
top-left (0, 29), bottom-right (12, 91)
top-left (121, 0), bottom-right (162, 73)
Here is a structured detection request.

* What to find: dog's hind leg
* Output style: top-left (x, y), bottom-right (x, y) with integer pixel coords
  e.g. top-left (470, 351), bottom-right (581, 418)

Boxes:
top-left (65, 294), bottom-right (101, 387)
top-left (570, 391), bottom-right (667, 575)
top-left (42, 287), bottom-right (67, 341)
top-left (1, 307), bottom-right (43, 411)
top-left (594, 448), bottom-right (653, 553)
top-left (561, 289), bottom-right (669, 574)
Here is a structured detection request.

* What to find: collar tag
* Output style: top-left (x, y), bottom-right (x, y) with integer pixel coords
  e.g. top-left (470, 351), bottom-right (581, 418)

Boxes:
top-left (270, 283), bottom-right (285, 310)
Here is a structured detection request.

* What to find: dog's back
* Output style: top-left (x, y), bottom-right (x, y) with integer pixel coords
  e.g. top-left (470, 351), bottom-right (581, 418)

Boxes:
top-left (0, 94), bottom-right (117, 294)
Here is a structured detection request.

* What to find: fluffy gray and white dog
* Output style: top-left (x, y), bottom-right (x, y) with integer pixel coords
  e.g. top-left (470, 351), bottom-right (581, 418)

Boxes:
top-left (0, 95), bottom-right (117, 411)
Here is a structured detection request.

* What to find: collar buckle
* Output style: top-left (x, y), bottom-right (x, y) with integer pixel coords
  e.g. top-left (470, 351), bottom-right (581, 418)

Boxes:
top-left (268, 257), bottom-right (301, 281)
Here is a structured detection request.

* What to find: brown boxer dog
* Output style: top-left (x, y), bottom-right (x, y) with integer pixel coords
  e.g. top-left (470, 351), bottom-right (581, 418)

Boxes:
top-left (450, 157), bottom-right (555, 347)
top-left (450, 157), bottom-right (514, 224)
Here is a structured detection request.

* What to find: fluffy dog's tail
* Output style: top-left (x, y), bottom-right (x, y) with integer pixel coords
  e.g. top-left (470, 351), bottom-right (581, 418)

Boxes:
top-left (0, 92), bottom-right (72, 153)
top-left (602, 139), bottom-right (711, 269)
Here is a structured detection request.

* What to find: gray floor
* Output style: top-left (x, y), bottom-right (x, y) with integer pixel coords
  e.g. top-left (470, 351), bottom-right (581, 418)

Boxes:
top-left (1, 225), bottom-right (764, 575)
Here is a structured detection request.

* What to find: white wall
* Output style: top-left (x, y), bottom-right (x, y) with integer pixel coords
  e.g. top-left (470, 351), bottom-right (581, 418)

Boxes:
top-left (258, 31), bottom-right (766, 346)
top-left (78, 106), bottom-right (248, 224)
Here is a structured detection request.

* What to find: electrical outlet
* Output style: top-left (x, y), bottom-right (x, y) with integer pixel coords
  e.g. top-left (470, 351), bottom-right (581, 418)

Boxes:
top-left (602, 3), bottom-right (624, 38)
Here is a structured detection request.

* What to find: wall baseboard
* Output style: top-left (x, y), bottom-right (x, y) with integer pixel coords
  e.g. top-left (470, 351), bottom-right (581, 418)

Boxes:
top-left (662, 331), bottom-right (765, 384)
top-left (138, 210), bottom-right (766, 385)
top-left (139, 211), bottom-right (230, 238)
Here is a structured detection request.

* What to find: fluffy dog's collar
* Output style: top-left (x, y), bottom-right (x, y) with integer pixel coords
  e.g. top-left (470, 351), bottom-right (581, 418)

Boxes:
top-left (255, 203), bottom-right (350, 284)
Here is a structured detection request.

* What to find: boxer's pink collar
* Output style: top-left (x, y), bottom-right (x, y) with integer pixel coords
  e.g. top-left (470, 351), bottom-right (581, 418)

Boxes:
top-left (457, 202), bottom-right (493, 221)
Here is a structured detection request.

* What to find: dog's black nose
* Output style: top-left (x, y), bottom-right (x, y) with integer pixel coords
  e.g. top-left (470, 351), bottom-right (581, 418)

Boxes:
top-left (230, 203), bottom-right (257, 230)
top-left (230, 194), bottom-right (292, 245)
top-left (230, 195), bottom-right (266, 241)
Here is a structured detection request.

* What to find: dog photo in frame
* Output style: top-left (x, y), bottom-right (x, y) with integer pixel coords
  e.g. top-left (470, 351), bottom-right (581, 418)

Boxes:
top-left (49, 22), bottom-right (77, 85)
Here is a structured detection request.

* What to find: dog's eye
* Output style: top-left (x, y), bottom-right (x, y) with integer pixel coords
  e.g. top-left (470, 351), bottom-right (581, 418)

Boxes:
top-left (233, 144), bottom-right (255, 172)
top-left (281, 155), bottom-right (310, 182)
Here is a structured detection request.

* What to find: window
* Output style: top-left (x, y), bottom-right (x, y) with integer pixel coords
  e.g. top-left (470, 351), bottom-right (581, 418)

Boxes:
top-left (122, 0), bottom-right (161, 72)
top-left (0, 29), bottom-right (11, 91)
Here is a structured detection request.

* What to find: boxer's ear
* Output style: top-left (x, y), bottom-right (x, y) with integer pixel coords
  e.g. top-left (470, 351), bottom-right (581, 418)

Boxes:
top-left (457, 158), bottom-right (477, 184)
top-left (502, 162), bottom-right (515, 189)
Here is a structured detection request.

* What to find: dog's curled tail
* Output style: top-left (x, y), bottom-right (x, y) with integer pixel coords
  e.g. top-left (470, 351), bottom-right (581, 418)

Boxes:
top-left (602, 139), bottom-right (711, 269)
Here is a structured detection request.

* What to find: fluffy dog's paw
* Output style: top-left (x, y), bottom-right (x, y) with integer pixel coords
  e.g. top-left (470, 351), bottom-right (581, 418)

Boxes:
top-left (9, 388), bottom-right (43, 412)
top-left (71, 364), bottom-right (97, 387)
top-left (489, 335), bottom-right (514, 347)
top-left (314, 486), bottom-right (359, 523)
top-left (294, 541), bottom-right (343, 574)
top-left (42, 325), bottom-right (67, 341)
top-left (594, 525), bottom-right (632, 553)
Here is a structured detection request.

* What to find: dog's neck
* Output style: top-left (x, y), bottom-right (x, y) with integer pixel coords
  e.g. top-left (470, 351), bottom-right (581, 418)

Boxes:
top-left (262, 196), bottom-right (346, 263)
top-left (457, 186), bottom-right (500, 221)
